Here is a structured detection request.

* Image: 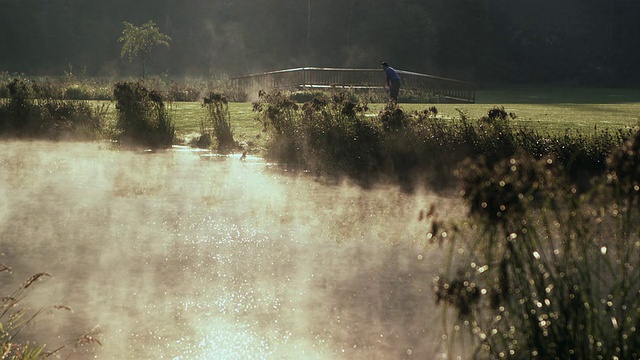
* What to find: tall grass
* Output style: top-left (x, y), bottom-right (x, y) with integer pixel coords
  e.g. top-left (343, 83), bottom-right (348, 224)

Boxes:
top-left (112, 81), bottom-right (175, 148)
top-left (0, 79), bottom-right (106, 140)
top-left (0, 73), bottom-right (112, 101)
top-left (432, 129), bottom-right (640, 358)
top-left (254, 90), bottom-right (383, 184)
top-left (0, 74), bottom-right (248, 102)
top-left (0, 266), bottom-right (102, 358)
top-left (201, 92), bottom-right (236, 153)
top-left (253, 93), bottom-right (631, 190)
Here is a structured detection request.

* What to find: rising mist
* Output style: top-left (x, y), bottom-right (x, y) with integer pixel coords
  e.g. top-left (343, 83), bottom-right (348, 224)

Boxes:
top-left (0, 141), bottom-right (468, 359)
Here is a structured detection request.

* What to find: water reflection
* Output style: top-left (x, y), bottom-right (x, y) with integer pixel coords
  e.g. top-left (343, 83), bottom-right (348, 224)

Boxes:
top-left (0, 141), bottom-right (465, 359)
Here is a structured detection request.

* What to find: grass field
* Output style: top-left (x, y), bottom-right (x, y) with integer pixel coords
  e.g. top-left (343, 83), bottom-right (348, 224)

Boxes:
top-left (167, 87), bottom-right (640, 147)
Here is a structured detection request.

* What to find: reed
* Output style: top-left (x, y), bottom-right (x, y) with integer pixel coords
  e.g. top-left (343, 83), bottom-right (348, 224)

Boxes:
top-left (253, 93), bottom-right (630, 190)
top-left (432, 128), bottom-right (640, 358)
top-left (201, 92), bottom-right (237, 153)
top-left (112, 81), bottom-right (175, 148)
top-left (0, 266), bottom-right (101, 359)
top-left (0, 79), bottom-right (105, 139)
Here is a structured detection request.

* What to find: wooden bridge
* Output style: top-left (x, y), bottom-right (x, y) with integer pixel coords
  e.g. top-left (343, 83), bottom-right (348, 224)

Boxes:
top-left (230, 67), bottom-right (476, 103)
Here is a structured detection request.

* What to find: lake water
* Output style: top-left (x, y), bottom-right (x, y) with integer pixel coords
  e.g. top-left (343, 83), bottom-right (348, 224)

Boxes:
top-left (0, 141), bottom-right (467, 359)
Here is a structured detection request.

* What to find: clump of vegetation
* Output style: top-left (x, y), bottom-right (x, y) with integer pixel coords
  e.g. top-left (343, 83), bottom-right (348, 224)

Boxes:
top-left (253, 90), bottom-right (305, 164)
top-left (201, 92), bottom-right (236, 153)
top-left (298, 92), bottom-right (381, 181)
top-left (431, 129), bottom-right (640, 358)
top-left (254, 93), bottom-right (630, 190)
top-left (167, 81), bottom-right (203, 102)
top-left (254, 90), bottom-right (382, 183)
top-left (288, 90), bottom-right (333, 103)
top-left (0, 266), bottom-right (102, 359)
top-left (0, 79), bottom-right (106, 140)
top-left (112, 81), bottom-right (175, 148)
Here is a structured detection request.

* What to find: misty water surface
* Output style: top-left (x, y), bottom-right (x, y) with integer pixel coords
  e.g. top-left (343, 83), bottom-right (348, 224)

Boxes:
top-left (0, 141), bottom-right (467, 359)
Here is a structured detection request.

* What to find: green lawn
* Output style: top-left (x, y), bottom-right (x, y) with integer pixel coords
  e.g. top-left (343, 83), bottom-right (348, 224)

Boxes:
top-left (166, 87), bottom-right (640, 146)
top-left (168, 101), bottom-right (262, 145)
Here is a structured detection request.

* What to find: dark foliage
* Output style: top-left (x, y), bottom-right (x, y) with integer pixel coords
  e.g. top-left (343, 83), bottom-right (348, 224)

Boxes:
top-left (254, 92), bottom-right (631, 191)
top-left (433, 137), bottom-right (640, 358)
top-left (112, 81), bottom-right (174, 148)
top-left (0, 79), bottom-right (103, 139)
top-left (1, 1), bottom-right (639, 85)
top-left (201, 92), bottom-right (236, 153)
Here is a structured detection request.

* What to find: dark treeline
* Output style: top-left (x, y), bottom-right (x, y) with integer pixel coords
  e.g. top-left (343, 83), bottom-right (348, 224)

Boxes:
top-left (1, 0), bottom-right (639, 85)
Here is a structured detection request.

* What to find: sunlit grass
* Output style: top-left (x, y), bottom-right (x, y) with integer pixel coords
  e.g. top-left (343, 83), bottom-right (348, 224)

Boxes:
top-left (90, 87), bottom-right (640, 150)
top-left (167, 92), bottom-right (640, 143)
top-left (167, 101), bottom-right (640, 151)
top-left (372, 102), bottom-right (640, 135)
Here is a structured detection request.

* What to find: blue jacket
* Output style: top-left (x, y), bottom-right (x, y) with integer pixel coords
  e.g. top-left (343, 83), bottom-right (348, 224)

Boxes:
top-left (384, 66), bottom-right (400, 82)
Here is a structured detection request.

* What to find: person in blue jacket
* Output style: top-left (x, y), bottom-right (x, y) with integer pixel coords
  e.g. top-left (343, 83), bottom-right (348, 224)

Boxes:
top-left (381, 62), bottom-right (401, 103)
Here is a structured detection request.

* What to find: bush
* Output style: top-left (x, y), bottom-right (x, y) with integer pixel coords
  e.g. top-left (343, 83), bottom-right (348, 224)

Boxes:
top-left (0, 79), bottom-right (105, 139)
top-left (112, 81), bottom-right (175, 148)
top-left (201, 92), bottom-right (236, 152)
top-left (299, 93), bottom-right (381, 181)
top-left (253, 91), bottom-right (632, 190)
top-left (254, 90), bottom-right (383, 183)
top-left (253, 90), bottom-right (304, 163)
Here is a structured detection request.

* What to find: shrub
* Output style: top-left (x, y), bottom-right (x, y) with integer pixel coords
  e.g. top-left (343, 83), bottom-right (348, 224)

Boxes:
top-left (253, 95), bottom-right (631, 191)
top-left (288, 90), bottom-right (327, 103)
top-left (254, 90), bottom-right (382, 183)
top-left (167, 81), bottom-right (203, 102)
top-left (201, 92), bottom-right (236, 153)
top-left (299, 93), bottom-right (381, 181)
top-left (64, 85), bottom-right (92, 100)
top-left (112, 81), bottom-right (175, 148)
top-left (0, 79), bottom-right (105, 139)
top-left (253, 90), bottom-right (304, 163)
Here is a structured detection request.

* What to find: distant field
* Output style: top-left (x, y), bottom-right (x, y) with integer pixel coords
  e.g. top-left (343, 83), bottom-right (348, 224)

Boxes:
top-left (169, 87), bottom-right (640, 143)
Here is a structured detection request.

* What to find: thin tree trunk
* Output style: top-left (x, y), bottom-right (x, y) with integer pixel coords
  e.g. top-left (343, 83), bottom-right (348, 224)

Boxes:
top-left (307, 0), bottom-right (311, 49)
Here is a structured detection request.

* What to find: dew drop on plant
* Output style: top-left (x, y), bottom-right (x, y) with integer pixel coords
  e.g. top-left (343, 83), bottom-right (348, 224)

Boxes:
top-left (611, 317), bottom-right (619, 329)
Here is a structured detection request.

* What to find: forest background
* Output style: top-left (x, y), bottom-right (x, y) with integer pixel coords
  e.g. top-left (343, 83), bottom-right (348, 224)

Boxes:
top-left (2, 0), bottom-right (639, 86)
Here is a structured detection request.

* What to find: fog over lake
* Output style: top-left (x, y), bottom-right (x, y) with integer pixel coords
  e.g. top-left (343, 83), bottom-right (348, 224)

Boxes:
top-left (0, 141), bottom-right (468, 359)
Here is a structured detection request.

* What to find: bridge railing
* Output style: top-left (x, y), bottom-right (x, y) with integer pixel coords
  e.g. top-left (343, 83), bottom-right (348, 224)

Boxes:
top-left (230, 67), bottom-right (475, 103)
